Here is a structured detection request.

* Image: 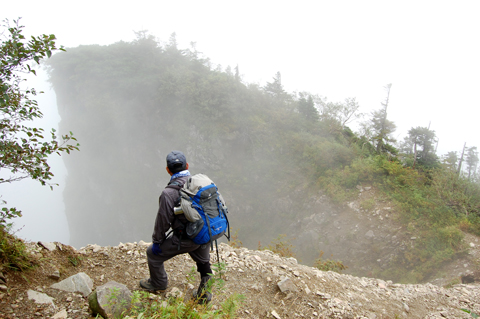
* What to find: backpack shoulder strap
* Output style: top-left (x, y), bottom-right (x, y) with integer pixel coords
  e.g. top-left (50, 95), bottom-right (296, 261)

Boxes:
top-left (166, 180), bottom-right (182, 190)
top-left (165, 180), bottom-right (184, 210)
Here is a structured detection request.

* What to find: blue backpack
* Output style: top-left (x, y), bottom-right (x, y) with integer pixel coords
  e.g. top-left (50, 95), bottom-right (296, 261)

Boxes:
top-left (172, 174), bottom-right (230, 245)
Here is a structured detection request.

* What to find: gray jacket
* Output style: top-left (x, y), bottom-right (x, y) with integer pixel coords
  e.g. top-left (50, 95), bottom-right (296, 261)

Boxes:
top-left (151, 175), bottom-right (190, 245)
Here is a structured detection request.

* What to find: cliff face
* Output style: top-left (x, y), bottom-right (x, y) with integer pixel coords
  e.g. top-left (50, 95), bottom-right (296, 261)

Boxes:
top-left (47, 41), bottom-right (306, 250)
top-left (1, 240), bottom-right (480, 318)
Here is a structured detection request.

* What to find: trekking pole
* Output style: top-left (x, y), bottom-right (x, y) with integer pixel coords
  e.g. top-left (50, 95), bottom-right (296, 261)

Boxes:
top-left (214, 239), bottom-right (222, 280)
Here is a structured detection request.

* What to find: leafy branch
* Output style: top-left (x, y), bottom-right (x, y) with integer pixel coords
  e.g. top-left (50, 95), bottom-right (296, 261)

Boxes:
top-left (0, 18), bottom-right (79, 226)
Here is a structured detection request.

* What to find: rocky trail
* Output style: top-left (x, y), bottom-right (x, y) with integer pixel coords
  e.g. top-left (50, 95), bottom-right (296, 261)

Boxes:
top-left (0, 240), bottom-right (480, 318)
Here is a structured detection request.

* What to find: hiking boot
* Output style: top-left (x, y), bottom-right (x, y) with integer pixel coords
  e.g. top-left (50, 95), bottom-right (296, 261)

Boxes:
top-left (139, 278), bottom-right (166, 293)
top-left (193, 275), bottom-right (212, 304)
top-left (193, 289), bottom-right (212, 304)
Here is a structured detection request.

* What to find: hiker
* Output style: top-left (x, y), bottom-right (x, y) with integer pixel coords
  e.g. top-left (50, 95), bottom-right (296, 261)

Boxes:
top-left (140, 150), bottom-right (212, 303)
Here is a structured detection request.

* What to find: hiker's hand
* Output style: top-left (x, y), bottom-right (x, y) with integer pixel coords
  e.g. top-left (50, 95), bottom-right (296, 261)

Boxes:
top-left (152, 243), bottom-right (162, 255)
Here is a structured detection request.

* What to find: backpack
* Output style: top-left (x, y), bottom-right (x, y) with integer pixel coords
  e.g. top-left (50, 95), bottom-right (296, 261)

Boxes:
top-left (171, 174), bottom-right (230, 245)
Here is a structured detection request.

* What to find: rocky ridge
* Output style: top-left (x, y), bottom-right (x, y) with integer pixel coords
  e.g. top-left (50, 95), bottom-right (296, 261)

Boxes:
top-left (0, 240), bottom-right (479, 318)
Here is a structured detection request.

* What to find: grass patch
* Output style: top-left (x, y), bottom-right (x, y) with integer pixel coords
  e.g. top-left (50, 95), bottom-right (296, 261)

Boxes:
top-left (123, 290), bottom-right (245, 318)
top-left (0, 227), bottom-right (36, 271)
top-left (68, 255), bottom-right (82, 267)
top-left (118, 261), bottom-right (244, 318)
top-left (360, 198), bottom-right (376, 211)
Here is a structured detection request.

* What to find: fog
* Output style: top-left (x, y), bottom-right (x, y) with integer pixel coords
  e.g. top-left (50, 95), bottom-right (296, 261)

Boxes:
top-left (0, 73), bottom-right (69, 243)
top-left (4, 1), bottom-right (478, 155)
top-left (3, 1), bottom-right (480, 249)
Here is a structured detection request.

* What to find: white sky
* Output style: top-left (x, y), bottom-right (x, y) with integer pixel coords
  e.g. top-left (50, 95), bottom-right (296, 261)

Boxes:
top-left (3, 1), bottom-right (480, 244)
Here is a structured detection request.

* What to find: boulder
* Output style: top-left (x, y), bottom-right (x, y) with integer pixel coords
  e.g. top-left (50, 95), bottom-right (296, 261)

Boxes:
top-left (51, 272), bottom-right (93, 296)
top-left (88, 281), bottom-right (133, 319)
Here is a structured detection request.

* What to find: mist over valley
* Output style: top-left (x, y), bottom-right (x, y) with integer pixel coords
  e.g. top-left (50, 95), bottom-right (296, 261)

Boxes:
top-left (37, 34), bottom-right (480, 284)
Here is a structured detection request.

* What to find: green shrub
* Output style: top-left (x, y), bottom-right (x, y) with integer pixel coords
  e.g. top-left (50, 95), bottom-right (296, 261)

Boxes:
top-left (360, 198), bottom-right (376, 211)
top-left (464, 215), bottom-right (480, 236)
top-left (125, 291), bottom-right (244, 318)
top-left (228, 229), bottom-right (243, 249)
top-left (314, 251), bottom-right (347, 273)
top-left (317, 157), bottom-right (380, 204)
top-left (259, 234), bottom-right (296, 258)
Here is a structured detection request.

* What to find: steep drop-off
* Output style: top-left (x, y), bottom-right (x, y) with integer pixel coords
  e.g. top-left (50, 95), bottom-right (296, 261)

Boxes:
top-left (47, 38), bottom-right (333, 255)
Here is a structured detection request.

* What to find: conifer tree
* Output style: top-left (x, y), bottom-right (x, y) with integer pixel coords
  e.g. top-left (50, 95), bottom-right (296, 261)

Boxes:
top-left (371, 84), bottom-right (396, 154)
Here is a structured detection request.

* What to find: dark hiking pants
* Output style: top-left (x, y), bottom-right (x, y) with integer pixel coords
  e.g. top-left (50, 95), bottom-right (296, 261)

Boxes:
top-left (146, 235), bottom-right (211, 289)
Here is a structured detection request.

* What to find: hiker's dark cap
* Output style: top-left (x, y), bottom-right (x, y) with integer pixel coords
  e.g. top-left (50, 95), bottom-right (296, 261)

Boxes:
top-left (166, 151), bottom-right (187, 173)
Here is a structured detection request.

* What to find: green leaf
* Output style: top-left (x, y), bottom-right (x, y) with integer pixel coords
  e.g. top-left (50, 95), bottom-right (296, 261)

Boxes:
top-left (0, 21), bottom-right (77, 196)
top-left (461, 308), bottom-right (479, 317)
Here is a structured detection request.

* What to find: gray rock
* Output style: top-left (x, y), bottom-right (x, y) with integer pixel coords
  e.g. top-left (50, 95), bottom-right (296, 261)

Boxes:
top-left (0, 284), bottom-right (7, 292)
top-left (38, 241), bottom-right (57, 251)
top-left (316, 291), bottom-right (332, 299)
top-left (271, 310), bottom-right (281, 319)
top-left (365, 230), bottom-right (375, 238)
top-left (27, 290), bottom-right (55, 306)
top-left (88, 281), bottom-right (133, 319)
top-left (251, 283), bottom-right (262, 292)
top-left (377, 280), bottom-right (387, 289)
top-left (51, 272), bottom-right (93, 296)
top-left (166, 287), bottom-right (183, 298)
top-left (49, 270), bottom-right (61, 280)
top-left (51, 309), bottom-right (68, 319)
top-left (277, 276), bottom-right (298, 293)
top-left (138, 240), bottom-right (149, 247)
top-left (90, 244), bottom-right (102, 253)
